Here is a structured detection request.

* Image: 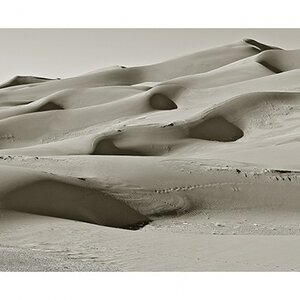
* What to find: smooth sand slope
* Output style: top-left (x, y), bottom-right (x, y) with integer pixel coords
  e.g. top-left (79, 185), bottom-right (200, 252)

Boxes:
top-left (0, 39), bottom-right (300, 271)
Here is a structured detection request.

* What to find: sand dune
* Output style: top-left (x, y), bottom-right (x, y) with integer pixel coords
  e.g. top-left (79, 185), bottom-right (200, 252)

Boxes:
top-left (256, 49), bottom-right (300, 73)
top-left (0, 164), bottom-right (148, 229)
top-left (0, 75), bottom-right (56, 89)
top-left (0, 40), bottom-right (261, 103)
top-left (0, 39), bottom-right (300, 271)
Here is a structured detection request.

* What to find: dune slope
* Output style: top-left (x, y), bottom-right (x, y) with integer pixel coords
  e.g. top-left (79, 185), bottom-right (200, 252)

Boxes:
top-left (0, 39), bottom-right (300, 270)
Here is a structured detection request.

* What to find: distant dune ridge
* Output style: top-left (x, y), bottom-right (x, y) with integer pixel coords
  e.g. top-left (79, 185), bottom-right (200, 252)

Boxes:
top-left (0, 75), bottom-right (57, 89)
top-left (0, 38), bottom-right (300, 232)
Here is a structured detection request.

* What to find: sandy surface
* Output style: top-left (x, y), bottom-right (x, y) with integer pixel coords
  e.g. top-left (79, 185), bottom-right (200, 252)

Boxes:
top-left (0, 39), bottom-right (300, 271)
top-left (1, 210), bottom-right (300, 271)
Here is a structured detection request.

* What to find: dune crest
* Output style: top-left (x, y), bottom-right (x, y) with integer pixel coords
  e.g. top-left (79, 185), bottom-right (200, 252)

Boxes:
top-left (0, 75), bottom-right (57, 89)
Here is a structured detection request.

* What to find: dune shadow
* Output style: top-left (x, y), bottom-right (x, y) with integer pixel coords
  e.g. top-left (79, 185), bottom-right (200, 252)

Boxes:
top-left (256, 59), bottom-right (283, 74)
top-left (92, 138), bottom-right (148, 156)
top-left (149, 94), bottom-right (177, 110)
top-left (189, 116), bottom-right (244, 142)
top-left (0, 76), bottom-right (54, 89)
top-left (0, 179), bottom-right (149, 230)
top-left (36, 102), bottom-right (64, 112)
top-left (244, 39), bottom-right (281, 51)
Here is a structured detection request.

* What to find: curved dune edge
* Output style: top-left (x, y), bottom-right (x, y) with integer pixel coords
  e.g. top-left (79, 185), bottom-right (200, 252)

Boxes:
top-left (0, 166), bottom-right (149, 230)
top-left (92, 138), bottom-right (148, 156)
top-left (255, 49), bottom-right (300, 73)
top-left (149, 93), bottom-right (178, 110)
top-left (0, 161), bottom-right (299, 228)
top-left (0, 39), bottom-right (261, 102)
top-left (243, 38), bottom-right (282, 51)
top-left (0, 75), bottom-right (57, 89)
top-left (189, 116), bottom-right (244, 142)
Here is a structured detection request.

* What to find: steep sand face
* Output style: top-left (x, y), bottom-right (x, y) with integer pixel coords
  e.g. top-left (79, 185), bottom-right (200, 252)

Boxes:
top-left (256, 49), bottom-right (300, 73)
top-left (0, 39), bottom-right (300, 270)
top-left (0, 165), bottom-right (148, 229)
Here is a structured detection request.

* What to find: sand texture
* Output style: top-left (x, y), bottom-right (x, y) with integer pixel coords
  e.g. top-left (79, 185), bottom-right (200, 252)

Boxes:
top-left (0, 39), bottom-right (300, 271)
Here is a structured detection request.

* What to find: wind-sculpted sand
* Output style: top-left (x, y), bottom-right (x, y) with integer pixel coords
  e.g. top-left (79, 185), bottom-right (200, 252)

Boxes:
top-left (1, 39), bottom-right (300, 271)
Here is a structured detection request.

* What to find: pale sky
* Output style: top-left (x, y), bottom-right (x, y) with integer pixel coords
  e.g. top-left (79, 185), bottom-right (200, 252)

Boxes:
top-left (0, 29), bottom-right (300, 83)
